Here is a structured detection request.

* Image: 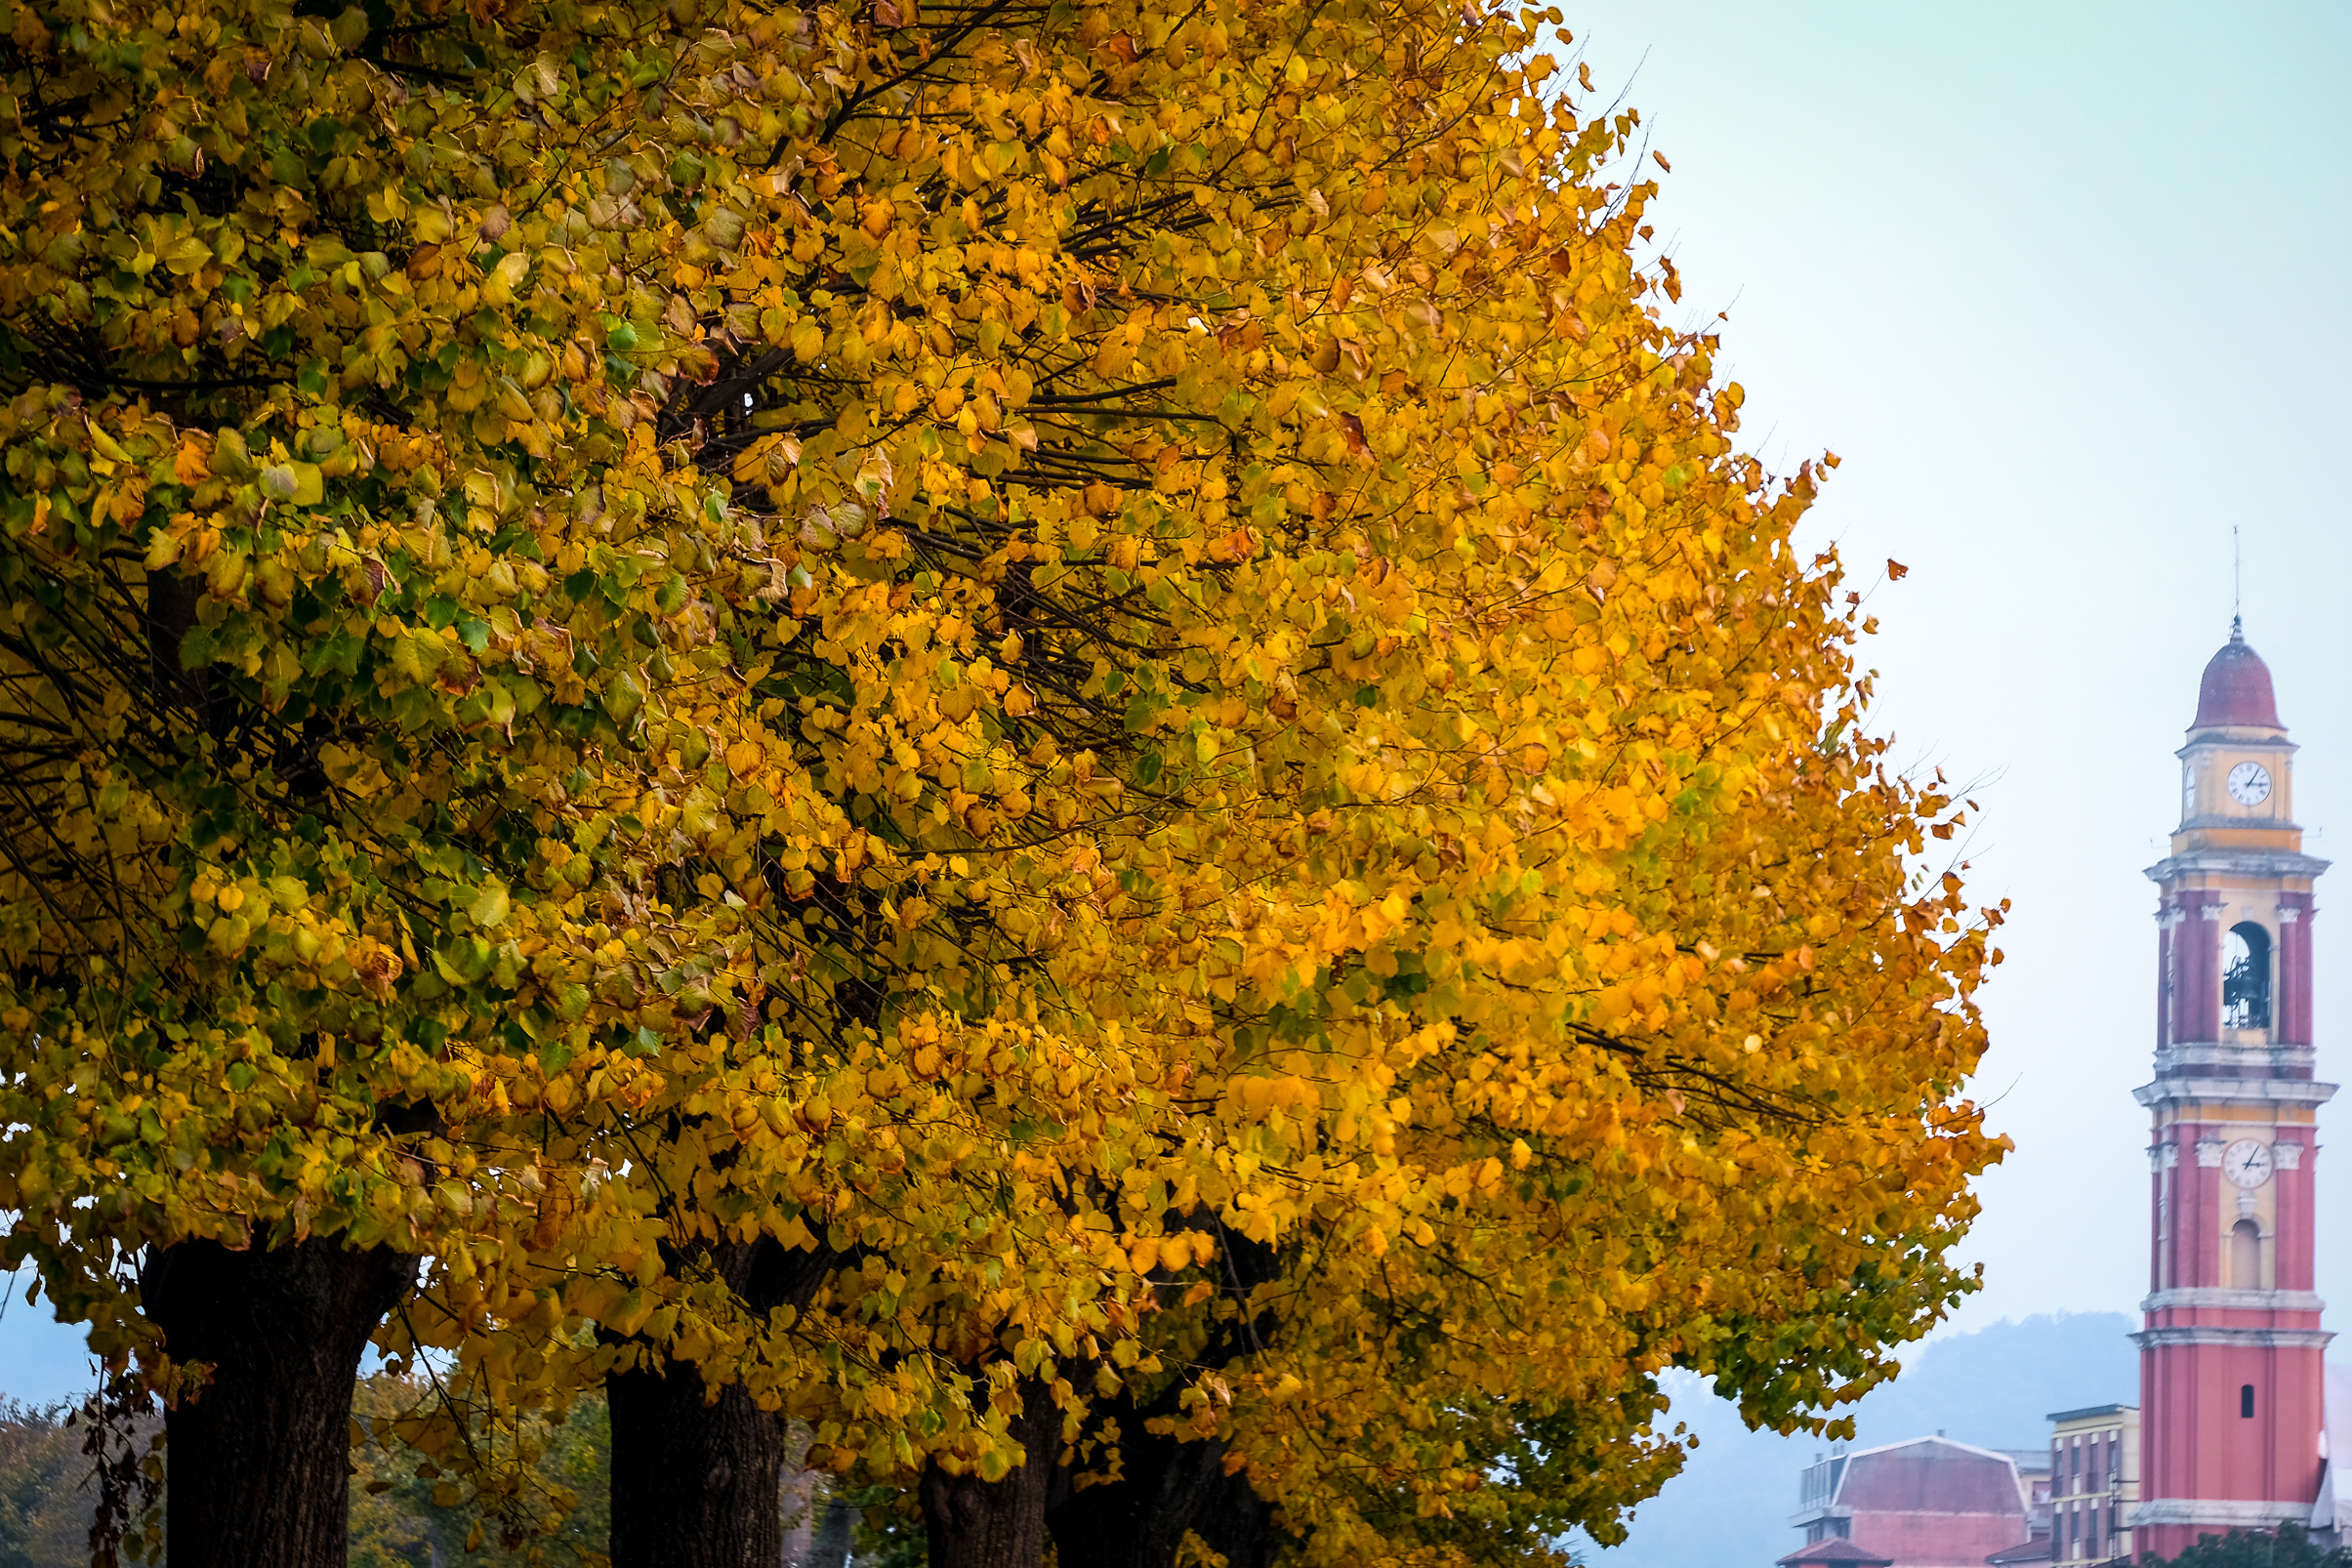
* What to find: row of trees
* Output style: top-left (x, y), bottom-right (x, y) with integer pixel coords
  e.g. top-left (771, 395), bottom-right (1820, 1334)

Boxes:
top-left (21, 1384), bottom-right (2346, 1568)
top-left (0, 0), bottom-right (2006, 1557)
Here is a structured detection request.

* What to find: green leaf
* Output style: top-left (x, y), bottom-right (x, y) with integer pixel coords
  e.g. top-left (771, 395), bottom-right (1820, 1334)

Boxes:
top-left (604, 670), bottom-right (644, 723)
top-left (469, 881), bottom-right (511, 927)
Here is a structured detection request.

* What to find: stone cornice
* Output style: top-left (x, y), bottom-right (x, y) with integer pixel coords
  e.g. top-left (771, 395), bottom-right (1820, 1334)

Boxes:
top-left (2135, 1078), bottom-right (2338, 1108)
top-left (2131, 1499), bottom-right (2321, 1527)
top-left (2131, 1326), bottom-right (2334, 1350)
top-left (2147, 848), bottom-right (2331, 883)
top-left (2142, 1288), bottom-right (2326, 1313)
top-left (2155, 1043), bottom-right (2318, 1075)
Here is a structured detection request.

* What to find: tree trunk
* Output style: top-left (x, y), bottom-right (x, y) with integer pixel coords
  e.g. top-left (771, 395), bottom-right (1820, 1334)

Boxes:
top-left (607, 1361), bottom-right (790, 1568)
top-left (606, 1235), bottom-right (834, 1568)
top-left (141, 1235), bottom-right (413, 1568)
top-left (920, 1376), bottom-right (1060, 1568)
top-left (1046, 1220), bottom-right (1281, 1568)
top-left (1045, 1397), bottom-right (1273, 1568)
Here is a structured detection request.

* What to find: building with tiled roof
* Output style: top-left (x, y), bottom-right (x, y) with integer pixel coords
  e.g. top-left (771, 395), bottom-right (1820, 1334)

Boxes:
top-left (1778, 1539), bottom-right (1897, 1568)
top-left (1791, 1437), bottom-right (2035, 1568)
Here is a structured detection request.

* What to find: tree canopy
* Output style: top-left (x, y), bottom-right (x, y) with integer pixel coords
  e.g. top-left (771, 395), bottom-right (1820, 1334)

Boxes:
top-left (0, 0), bottom-right (2007, 1556)
top-left (2150, 1525), bottom-right (2352, 1568)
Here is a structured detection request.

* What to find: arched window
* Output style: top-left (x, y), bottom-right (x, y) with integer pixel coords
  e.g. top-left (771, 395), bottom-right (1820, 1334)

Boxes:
top-left (2242, 1383), bottom-right (2256, 1420)
top-left (2230, 1218), bottom-right (2261, 1288)
top-left (2224, 922), bottom-right (2272, 1029)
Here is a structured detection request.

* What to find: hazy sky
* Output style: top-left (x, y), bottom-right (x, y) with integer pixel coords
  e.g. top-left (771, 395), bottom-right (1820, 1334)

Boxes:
top-left (5, 0), bottom-right (2351, 1416)
top-left (1550, 0), bottom-right (2352, 1345)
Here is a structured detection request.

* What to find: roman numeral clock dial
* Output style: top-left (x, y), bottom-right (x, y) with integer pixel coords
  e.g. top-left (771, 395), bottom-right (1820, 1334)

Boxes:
top-left (2222, 1137), bottom-right (2275, 1190)
top-left (2229, 761), bottom-right (2273, 805)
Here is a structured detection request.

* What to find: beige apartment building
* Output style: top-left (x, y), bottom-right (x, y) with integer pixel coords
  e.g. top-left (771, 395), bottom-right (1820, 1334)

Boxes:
top-left (2047, 1405), bottom-right (2139, 1565)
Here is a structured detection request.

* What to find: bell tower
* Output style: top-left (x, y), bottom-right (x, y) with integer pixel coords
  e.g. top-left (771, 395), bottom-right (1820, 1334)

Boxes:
top-left (2132, 622), bottom-right (2335, 1556)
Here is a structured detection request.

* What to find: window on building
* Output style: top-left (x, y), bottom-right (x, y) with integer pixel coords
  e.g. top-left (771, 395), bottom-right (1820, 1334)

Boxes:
top-left (2224, 922), bottom-right (2272, 1029)
top-left (2242, 1383), bottom-right (2256, 1420)
top-left (2231, 1218), bottom-right (2262, 1290)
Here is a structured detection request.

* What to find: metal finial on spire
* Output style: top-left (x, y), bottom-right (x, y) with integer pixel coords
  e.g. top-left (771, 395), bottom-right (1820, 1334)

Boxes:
top-left (2233, 524), bottom-right (2243, 639)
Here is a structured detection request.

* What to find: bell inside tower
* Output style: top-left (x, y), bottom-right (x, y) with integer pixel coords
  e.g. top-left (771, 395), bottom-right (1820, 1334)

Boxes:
top-left (2222, 922), bottom-right (2272, 1031)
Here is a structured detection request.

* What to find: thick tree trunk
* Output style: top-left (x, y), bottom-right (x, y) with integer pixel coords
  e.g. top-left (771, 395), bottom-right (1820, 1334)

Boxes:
top-left (1045, 1398), bottom-right (1274, 1568)
top-left (920, 1376), bottom-right (1061, 1568)
top-left (141, 1235), bottom-right (413, 1568)
top-left (1046, 1221), bottom-right (1281, 1568)
top-left (606, 1236), bottom-right (834, 1568)
top-left (607, 1362), bottom-right (790, 1568)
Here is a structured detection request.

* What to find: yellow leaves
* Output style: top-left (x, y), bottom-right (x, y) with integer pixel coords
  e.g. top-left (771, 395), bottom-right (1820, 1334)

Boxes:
top-left (259, 462), bottom-right (324, 507)
top-left (157, 231), bottom-right (213, 277)
top-left (0, 0), bottom-right (2005, 1548)
top-left (469, 882), bottom-right (511, 928)
top-left (722, 736), bottom-right (767, 778)
top-left (172, 436), bottom-right (211, 485)
top-left (388, 628), bottom-right (447, 688)
top-left (1091, 332), bottom-right (1136, 381)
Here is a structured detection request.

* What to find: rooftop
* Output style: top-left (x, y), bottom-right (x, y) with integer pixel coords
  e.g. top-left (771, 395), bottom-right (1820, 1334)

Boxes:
top-left (1779, 1540), bottom-right (1898, 1568)
top-left (1832, 1436), bottom-right (2031, 1516)
top-left (2045, 1404), bottom-right (2135, 1424)
top-left (2192, 622), bottom-right (2282, 731)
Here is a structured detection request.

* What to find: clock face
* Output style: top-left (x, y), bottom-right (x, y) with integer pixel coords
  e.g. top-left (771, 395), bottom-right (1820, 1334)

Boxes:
top-left (2183, 766), bottom-right (2197, 817)
top-left (2228, 762), bottom-right (2273, 805)
top-left (2222, 1137), bottom-right (2275, 1190)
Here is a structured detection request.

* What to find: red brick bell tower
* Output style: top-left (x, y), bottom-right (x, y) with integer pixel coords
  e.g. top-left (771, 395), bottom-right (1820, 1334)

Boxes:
top-left (2133, 622), bottom-right (2334, 1556)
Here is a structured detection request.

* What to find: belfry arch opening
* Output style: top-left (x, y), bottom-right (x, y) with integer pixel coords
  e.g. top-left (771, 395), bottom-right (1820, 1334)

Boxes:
top-left (2223, 922), bottom-right (2273, 1031)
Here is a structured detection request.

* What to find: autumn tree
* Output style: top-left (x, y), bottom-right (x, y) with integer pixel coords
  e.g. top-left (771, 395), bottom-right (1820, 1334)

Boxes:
top-left (469, 0), bottom-right (2005, 1562)
top-left (383, 0), bottom-right (2006, 1562)
top-left (0, 0), bottom-right (856, 1560)
top-left (0, 0), bottom-right (2005, 1559)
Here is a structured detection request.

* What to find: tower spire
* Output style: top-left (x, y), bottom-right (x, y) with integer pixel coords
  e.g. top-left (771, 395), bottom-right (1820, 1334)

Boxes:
top-left (2234, 524), bottom-right (2243, 640)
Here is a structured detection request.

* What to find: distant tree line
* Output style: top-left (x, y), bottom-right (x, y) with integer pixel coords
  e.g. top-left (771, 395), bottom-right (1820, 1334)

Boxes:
top-left (2147, 1525), bottom-right (2352, 1568)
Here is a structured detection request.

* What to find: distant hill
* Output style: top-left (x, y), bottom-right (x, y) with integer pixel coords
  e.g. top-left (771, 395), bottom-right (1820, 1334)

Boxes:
top-left (1579, 1312), bottom-right (2140, 1568)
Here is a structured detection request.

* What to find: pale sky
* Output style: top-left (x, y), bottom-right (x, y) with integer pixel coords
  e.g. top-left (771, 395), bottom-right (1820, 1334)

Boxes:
top-left (1555, 0), bottom-right (2352, 1340)
top-left (6, 0), bottom-right (2352, 1414)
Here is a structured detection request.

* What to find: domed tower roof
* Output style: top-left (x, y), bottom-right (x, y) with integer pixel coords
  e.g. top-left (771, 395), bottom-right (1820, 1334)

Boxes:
top-left (2193, 620), bottom-right (2282, 730)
